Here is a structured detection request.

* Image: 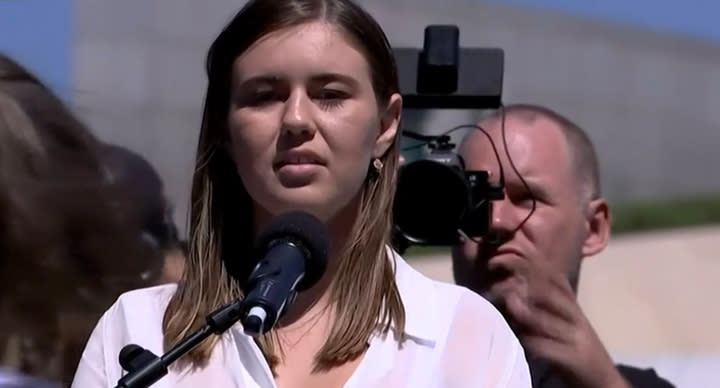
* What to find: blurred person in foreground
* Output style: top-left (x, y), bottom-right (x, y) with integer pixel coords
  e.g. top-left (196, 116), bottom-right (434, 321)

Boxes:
top-left (0, 53), bottom-right (164, 386)
top-left (98, 143), bottom-right (187, 284)
top-left (452, 104), bottom-right (675, 388)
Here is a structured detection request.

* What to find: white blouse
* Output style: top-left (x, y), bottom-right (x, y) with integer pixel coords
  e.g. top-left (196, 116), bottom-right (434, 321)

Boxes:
top-left (71, 251), bottom-right (531, 388)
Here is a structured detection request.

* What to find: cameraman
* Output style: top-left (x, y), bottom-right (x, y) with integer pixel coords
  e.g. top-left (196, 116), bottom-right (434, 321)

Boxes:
top-left (451, 104), bottom-right (674, 388)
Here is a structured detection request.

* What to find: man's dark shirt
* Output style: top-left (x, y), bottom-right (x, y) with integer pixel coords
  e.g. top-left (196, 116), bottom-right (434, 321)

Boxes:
top-left (529, 357), bottom-right (676, 388)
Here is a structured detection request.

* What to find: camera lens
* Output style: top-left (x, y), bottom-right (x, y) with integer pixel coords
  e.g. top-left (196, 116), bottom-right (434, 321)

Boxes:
top-left (393, 160), bottom-right (470, 244)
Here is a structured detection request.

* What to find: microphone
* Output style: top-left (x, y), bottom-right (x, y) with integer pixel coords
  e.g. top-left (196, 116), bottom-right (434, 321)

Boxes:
top-left (240, 211), bottom-right (328, 336)
top-left (113, 211), bottom-right (327, 388)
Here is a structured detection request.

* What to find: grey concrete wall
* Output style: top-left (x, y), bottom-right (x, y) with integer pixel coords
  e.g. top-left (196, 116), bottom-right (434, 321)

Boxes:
top-left (73, 0), bottom-right (720, 235)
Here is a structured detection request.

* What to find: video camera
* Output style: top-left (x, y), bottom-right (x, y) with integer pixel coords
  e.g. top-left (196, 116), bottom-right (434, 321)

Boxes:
top-left (392, 25), bottom-right (505, 249)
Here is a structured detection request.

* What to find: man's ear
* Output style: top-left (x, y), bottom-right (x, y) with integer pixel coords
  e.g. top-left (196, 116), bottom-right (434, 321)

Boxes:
top-left (373, 93), bottom-right (402, 158)
top-left (582, 198), bottom-right (611, 257)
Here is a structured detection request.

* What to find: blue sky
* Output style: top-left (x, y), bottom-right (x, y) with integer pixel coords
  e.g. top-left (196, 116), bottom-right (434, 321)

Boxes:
top-left (488, 0), bottom-right (720, 42)
top-left (0, 0), bottom-right (719, 103)
top-left (0, 0), bottom-right (72, 100)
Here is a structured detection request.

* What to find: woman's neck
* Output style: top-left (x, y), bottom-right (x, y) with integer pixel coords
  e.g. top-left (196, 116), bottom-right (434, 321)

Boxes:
top-left (252, 195), bottom-right (361, 328)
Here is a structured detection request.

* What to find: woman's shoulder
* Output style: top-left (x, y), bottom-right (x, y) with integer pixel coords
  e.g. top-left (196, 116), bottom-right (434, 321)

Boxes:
top-left (392, 252), bottom-right (508, 332)
top-left (73, 285), bottom-right (178, 387)
top-left (392, 251), bottom-right (524, 350)
top-left (93, 284), bottom-right (177, 350)
top-left (114, 283), bottom-right (178, 306)
top-left (108, 283), bottom-right (178, 320)
top-left (391, 253), bottom-right (531, 386)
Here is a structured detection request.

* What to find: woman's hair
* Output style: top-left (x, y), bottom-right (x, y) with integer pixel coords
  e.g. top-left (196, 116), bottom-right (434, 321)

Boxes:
top-left (163, 0), bottom-right (405, 371)
top-left (0, 53), bottom-right (164, 384)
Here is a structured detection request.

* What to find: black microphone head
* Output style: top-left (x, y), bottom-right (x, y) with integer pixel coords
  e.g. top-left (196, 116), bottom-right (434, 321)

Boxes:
top-left (254, 211), bottom-right (328, 291)
top-left (119, 344), bottom-right (143, 370)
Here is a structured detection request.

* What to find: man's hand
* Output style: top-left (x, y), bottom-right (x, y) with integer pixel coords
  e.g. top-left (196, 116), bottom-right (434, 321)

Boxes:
top-left (488, 255), bottom-right (632, 388)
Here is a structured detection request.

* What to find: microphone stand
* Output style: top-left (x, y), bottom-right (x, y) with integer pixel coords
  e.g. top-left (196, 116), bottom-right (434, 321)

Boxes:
top-left (114, 298), bottom-right (247, 388)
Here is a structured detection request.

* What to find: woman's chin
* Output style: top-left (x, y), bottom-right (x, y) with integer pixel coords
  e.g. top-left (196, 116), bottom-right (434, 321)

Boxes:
top-left (263, 197), bottom-right (333, 223)
top-left (257, 184), bottom-right (361, 226)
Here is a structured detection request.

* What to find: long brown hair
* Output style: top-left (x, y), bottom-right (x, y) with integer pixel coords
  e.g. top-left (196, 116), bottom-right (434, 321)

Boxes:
top-left (0, 53), bottom-right (164, 384)
top-left (163, 0), bottom-right (405, 371)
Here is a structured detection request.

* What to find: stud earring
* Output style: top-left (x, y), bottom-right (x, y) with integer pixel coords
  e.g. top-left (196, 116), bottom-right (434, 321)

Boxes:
top-left (372, 158), bottom-right (384, 172)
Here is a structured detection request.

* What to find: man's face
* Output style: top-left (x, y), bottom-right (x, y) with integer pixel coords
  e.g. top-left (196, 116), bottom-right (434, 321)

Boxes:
top-left (451, 116), bottom-right (588, 304)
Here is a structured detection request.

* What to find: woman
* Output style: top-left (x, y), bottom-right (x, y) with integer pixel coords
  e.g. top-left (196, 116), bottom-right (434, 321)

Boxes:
top-left (0, 54), bottom-right (165, 386)
top-left (72, 0), bottom-right (531, 387)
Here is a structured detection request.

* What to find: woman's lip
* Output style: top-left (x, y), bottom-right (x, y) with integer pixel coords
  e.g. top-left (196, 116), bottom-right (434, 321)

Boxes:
top-left (274, 160), bottom-right (324, 169)
top-left (273, 149), bottom-right (326, 169)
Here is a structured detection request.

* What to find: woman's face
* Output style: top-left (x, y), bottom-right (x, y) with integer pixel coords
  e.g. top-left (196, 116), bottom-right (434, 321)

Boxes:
top-left (227, 21), bottom-right (401, 222)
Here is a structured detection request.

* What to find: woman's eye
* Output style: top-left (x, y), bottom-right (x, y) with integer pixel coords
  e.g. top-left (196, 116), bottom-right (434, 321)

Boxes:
top-left (250, 90), bottom-right (276, 104)
top-left (314, 89), bottom-right (346, 108)
top-left (318, 89), bottom-right (344, 99)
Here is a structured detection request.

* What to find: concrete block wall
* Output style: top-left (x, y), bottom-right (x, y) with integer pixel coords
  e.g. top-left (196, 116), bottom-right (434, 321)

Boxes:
top-left (72, 0), bottom-right (720, 234)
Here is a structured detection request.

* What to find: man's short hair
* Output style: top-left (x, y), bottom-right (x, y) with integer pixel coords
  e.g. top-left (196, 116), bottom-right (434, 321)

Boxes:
top-left (479, 103), bottom-right (601, 203)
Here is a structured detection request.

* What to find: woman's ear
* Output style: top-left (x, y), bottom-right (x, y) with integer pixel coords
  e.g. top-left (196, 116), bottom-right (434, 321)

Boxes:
top-left (373, 93), bottom-right (402, 158)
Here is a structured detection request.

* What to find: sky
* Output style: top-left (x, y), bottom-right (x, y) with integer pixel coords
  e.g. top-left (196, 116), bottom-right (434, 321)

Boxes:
top-left (0, 0), bottom-right (72, 100)
top-left (487, 0), bottom-right (720, 42)
top-left (1, 0), bottom-right (719, 103)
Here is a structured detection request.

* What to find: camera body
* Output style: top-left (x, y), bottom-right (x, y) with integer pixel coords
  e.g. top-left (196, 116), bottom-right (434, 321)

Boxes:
top-left (393, 135), bottom-right (504, 246)
top-left (392, 25), bottom-right (505, 248)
